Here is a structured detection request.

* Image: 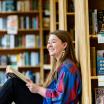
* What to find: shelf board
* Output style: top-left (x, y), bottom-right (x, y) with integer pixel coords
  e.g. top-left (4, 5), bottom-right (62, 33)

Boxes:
top-left (0, 11), bottom-right (39, 17)
top-left (91, 75), bottom-right (104, 79)
top-left (43, 64), bottom-right (51, 70)
top-left (0, 29), bottom-right (39, 35)
top-left (66, 12), bottom-right (75, 15)
top-left (19, 66), bottom-right (40, 72)
top-left (0, 47), bottom-right (40, 54)
top-left (89, 34), bottom-right (97, 38)
top-left (89, 34), bottom-right (104, 49)
top-left (18, 29), bottom-right (40, 34)
top-left (43, 28), bottom-right (50, 31)
top-left (0, 65), bottom-right (40, 72)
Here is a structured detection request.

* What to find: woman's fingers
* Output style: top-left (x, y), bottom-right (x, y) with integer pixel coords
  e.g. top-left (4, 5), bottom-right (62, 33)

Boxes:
top-left (26, 81), bottom-right (39, 93)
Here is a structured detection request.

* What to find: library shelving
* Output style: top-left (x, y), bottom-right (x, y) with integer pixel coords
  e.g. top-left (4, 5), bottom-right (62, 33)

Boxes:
top-left (74, 0), bottom-right (104, 103)
top-left (58, 0), bottom-right (75, 42)
top-left (0, 0), bottom-right (50, 85)
top-left (58, 0), bottom-right (88, 104)
top-left (88, 0), bottom-right (104, 103)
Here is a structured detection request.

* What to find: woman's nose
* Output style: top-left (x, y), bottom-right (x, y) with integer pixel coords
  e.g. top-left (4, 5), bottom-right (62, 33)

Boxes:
top-left (47, 43), bottom-right (52, 48)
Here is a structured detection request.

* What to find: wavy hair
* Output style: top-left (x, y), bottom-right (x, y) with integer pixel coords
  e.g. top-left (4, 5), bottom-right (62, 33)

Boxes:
top-left (44, 30), bottom-right (78, 87)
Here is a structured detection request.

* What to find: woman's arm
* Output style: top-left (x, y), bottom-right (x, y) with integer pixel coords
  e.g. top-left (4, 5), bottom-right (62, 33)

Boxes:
top-left (26, 67), bottom-right (67, 99)
top-left (26, 80), bottom-right (47, 97)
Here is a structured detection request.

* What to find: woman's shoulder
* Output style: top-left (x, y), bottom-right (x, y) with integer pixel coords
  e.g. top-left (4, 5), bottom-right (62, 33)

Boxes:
top-left (61, 59), bottom-right (78, 74)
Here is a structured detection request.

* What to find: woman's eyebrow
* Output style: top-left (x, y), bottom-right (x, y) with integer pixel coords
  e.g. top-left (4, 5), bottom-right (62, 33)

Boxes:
top-left (48, 39), bottom-right (57, 42)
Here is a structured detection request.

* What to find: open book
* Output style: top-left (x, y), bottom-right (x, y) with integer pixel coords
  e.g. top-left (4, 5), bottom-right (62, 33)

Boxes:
top-left (7, 65), bottom-right (28, 83)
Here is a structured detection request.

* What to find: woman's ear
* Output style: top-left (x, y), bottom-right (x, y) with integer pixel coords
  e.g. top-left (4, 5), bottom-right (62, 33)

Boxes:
top-left (63, 42), bottom-right (67, 49)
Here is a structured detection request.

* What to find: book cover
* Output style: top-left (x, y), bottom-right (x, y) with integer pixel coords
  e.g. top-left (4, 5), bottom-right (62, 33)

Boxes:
top-left (7, 65), bottom-right (28, 83)
top-left (95, 88), bottom-right (104, 104)
top-left (7, 15), bottom-right (18, 34)
top-left (30, 52), bottom-right (40, 66)
top-left (25, 35), bottom-right (35, 48)
top-left (2, 0), bottom-right (17, 12)
top-left (97, 50), bottom-right (104, 75)
top-left (97, 10), bottom-right (104, 32)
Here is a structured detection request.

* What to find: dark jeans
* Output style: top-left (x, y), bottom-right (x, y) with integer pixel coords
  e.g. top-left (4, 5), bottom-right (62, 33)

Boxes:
top-left (0, 78), bottom-right (43, 104)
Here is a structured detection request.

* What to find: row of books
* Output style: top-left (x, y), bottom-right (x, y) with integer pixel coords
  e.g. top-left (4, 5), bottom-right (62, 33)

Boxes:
top-left (90, 47), bottom-right (104, 76)
top-left (0, 70), bottom-right (40, 85)
top-left (97, 50), bottom-right (104, 75)
top-left (0, 52), bottom-right (40, 66)
top-left (94, 87), bottom-right (104, 104)
top-left (89, 9), bottom-right (104, 34)
top-left (0, 0), bottom-right (39, 12)
top-left (0, 34), bottom-right (40, 48)
top-left (0, 15), bottom-right (39, 31)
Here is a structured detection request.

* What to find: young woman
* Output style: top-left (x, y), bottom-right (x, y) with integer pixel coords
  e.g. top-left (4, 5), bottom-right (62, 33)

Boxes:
top-left (0, 30), bottom-right (82, 104)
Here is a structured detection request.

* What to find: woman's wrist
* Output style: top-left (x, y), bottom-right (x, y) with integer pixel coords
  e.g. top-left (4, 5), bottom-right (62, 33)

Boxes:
top-left (37, 86), bottom-right (47, 97)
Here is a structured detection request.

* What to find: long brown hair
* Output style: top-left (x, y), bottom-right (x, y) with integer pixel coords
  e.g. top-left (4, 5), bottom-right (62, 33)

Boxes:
top-left (44, 30), bottom-right (78, 87)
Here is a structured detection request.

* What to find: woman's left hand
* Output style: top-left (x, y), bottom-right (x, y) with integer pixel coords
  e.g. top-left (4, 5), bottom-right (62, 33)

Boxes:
top-left (26, 79), bottom-right (40, 93)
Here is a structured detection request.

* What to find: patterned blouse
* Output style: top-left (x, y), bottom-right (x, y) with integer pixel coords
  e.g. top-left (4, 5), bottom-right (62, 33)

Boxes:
top-left (43, 59), bottom-right (82, 104)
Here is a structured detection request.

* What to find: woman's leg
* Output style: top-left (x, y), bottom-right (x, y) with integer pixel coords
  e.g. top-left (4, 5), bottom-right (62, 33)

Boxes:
top-left (0, 78), bottom-right (43, 104)
top-left (12, 78), bottom-right (43, 104)
top-left (0, 78), bottom-right (14, 104)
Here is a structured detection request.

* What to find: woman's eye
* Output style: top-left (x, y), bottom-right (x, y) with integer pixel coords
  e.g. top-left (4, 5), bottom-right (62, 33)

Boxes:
top-left (47, 41), bottom-right (56, 44)
top-left (52, 41), bottom-right (56, 43)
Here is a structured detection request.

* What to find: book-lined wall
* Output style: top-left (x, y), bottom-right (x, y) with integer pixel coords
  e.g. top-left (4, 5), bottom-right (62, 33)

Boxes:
top-left (0, 34), bottom-right (40, 48)
top-left (89, 2), bottom-right (104, 76)
top-left (0, 0), bottom-right (38, 11)
top-left (89, 9), bottom-right (104, 34)
top-left (0, 16), bottom-right (39, 31)
top-left (0, 52), bottom-right (39, 66)
top-left (88, 0), bottom-right (104, 103)
top-left (0, 0), bottom-right (50, 85)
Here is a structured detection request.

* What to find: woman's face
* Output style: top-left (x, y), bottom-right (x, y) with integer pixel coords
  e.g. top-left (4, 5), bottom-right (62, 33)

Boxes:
top-left (47, 34), bottom-right (67, 60)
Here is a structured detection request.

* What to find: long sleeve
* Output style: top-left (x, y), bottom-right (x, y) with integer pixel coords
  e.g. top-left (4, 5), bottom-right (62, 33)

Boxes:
top-left (43, 60), bottom-right (81, 104)
top-left (45, 70), bottom-right (65, 102)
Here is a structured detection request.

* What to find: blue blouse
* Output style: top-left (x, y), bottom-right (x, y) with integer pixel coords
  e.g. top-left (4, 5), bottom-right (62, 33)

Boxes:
top-left (43, 59), bottom-right (82, 104)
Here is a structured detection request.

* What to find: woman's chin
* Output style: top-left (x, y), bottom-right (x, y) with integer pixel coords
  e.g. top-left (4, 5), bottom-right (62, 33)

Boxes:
top-left (49, 53), bottom-right (54, 56)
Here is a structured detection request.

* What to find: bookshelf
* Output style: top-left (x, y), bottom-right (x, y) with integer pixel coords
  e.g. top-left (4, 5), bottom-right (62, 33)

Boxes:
top-left (88, 0), bottom-right (104, 103)
top-left (0, 0), bottom-right (50, 85)
top-left (58, 0), bottom-right (89, 104)
top-left (59, 0), bottom-right (75, 41)
top-left (74, 0), bottom-right (104, 104)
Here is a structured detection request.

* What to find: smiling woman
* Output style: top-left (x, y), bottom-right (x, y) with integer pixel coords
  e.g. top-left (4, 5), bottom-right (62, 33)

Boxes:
top-left (0, 30), bottom-right (82, 104)
top-left (47, 33), bottom-right (67, 60)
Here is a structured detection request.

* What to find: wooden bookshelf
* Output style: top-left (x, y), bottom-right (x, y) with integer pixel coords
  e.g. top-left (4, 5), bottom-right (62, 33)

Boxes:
top-left (88, 0), bottom-right (104, 103)
top-left (59, 0), bottom-right (104, 103)
top-left (59, 0), bottom-right (75, 41)
top-left (74, 0), bottom-right (104, 103)
top-left (0, 0), bottom-right (51, 85)
top-left (58, 0), bottom-right (89, 104)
